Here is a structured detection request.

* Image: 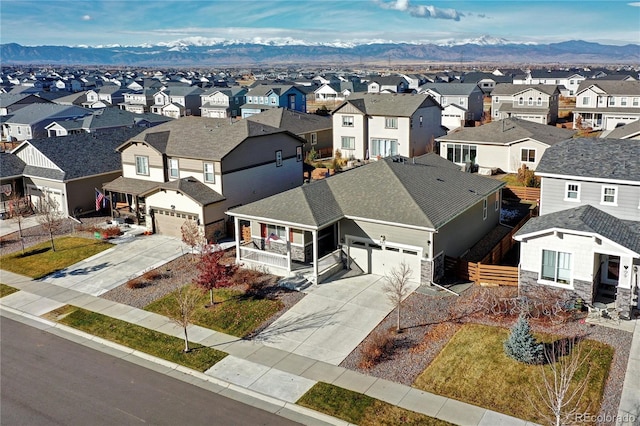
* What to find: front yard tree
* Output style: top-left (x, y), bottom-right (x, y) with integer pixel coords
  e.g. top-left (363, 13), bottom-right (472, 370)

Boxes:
top-left (9, 192), bottom-right (27, 254)
top-left (36, 195), bottom-right (65, 252)
top-left (168, 284), bottom-right (202, 353)
top-left (383, 262), bottom-right (413, 333)
top-left (195, 245), bottom-right (238, 306)
top-left (529, 338), bottom-right (592, 426)
top-left (504, 314), bottom-right (543, 364)
top-left (180, 219), bottom-right (207, 256)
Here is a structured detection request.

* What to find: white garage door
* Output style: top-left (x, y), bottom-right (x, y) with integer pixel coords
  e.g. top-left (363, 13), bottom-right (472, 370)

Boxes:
top-left (347, 236), bottom-right (422, 282)
top-left (152, 208), bottom-right (198, 239)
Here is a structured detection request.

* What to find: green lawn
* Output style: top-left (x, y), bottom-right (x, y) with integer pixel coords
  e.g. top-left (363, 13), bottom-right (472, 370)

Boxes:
top-left (0, 283), bottom-right (19, 297)
top-left (0, 237), bottom-right (113, 279)
top-left (413, 323), bottom-right (613, 424)
top-left (145, 285), bottom-right (283, 338)
top-left (297, 382), bottom-right (452, 426)
top-left (55, 306), bottom-right (226, 371)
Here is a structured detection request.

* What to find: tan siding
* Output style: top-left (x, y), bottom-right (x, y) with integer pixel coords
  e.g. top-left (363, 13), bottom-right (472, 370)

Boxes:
top-left (340, 219), bottom-right (430, 254)
top-left (121, 144), bottom-right (164, 167)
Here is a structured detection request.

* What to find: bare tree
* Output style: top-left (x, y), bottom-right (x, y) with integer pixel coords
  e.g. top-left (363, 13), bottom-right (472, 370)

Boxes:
top-left (167, 284), bottom-right (202, 353)
top-left (180, 219), bottom-right (207, 257)
top-left (528, 338), bottom-right (592, 426)
top-left (9, 192), bottom-right (27, 254)
top-left (36, 195), bottom-right (65, 252)
top-left (383, 262), bottom-right (413, 333)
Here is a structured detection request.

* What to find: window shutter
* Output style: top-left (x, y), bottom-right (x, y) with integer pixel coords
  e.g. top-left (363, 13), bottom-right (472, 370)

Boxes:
top-left (289, 228), bottom-right (294, 242)
top-left (260, 224), bottom-right (266, 238)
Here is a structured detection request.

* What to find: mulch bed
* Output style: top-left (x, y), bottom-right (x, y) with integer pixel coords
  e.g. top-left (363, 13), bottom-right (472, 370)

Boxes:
top-left (339, 285), bottom-right (632, 426)
top-left (99, 251), bottom-right (305, 335)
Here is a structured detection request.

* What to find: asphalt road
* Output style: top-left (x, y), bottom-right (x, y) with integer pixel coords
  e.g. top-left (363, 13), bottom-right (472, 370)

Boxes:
top-left (0, 317), bottom-right (300, 426)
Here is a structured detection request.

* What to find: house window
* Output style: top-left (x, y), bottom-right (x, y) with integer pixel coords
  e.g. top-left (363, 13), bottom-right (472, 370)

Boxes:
top-left (633, 98), bottom-right (639, 107)
top-left (385, 117), bottom-right (398, 129)
top-left (168, 158), bottom-right (179, 178)
top-left (537, 97), bottom-right (542, 106)
top-left (518, 97), bottom-right (524, 105)
top-left (541, 249), bottom-right (571, 284)
top-left (371, 138), bottom-right (398, 158)
top-left (494, 97), bottom-right (499, 103)
top-left (601, 186), bottom-right (617, 205)
top-left (609, 97), bottom-right (615, 106)
top-left (528, 97), bottom-right (533, 106)
top-left (17, 127), bottom-right (21, 135)
top-left (582, 97), bottom-right (589, 105)
top-left (419, 116), bottom-right (423, 127)
top-left (310, 132), bottom-right (317, 145)
top-left (270, 97), bottom-right (277, 105)
top-left (203, 162), bottom-right (215, 182)
top-left (266, 224), bottom-right (286, 240)
top-left (446, 144), bottom-right (477, 164)
top-left (135, 155), bottom-right (149, 176)
top-left (521, 148), bottom-right (535, 163)
top-left (275, 150), bottom-right (283, 167)
top-left (495, 195), bottom-right (500, 211)
top-left (621, 97), bottom-right (627, 106)
top-left (341, 136), bottom-right (355, 150)
top-left (296, 146), bottom-right (303, 162)
top-left (565, 183), bottom-right (580, 201)
top-left (483, 198), bottom-right (487, 220)
top-left (342, 116), bottom-right (354, 127)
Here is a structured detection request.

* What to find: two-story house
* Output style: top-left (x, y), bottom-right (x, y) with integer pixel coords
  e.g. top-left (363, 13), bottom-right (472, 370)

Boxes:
top-left (119, 88), bottom-right (156, 114)
top-left (491, 84), bottom-right (560, 125)
top-left (437, 117), bottom-right (576, 173)
top-left (199, 87), bottom-right (247, 118)
top-left (240, 85), bottom-right (307, 118)
top-left (247, 107), bottom-right (333, 158)
top-left (103, 117), bottom-right (305, 241)
top-left (150, 86), bottom-right (204, 118)
top-left (366, 76), bottom-right (410, 94)
top-left (331, 93), bottom-right (444, 160)
top-left (513, 70), bottom-right (586, 97)
top-left (418, 83), bottom-right (484, 131)
top-left (1, 103), bottom-right (93, 142)
top-left (573, 80), bottom-right (640, 131)
top-left (44, 108), bottom-right (172, 137)
top-left (514, 138), bottom-right (640, 318)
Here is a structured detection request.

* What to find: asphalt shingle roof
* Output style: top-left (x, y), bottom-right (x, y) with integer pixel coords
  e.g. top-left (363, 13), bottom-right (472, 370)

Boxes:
top-left (123, 116), bottom-right (301, 161)
top-left (437, 117), bottom-right (576, 145)
top-left (229, 154), bottom-right (504, 229)
top-left (576, 80), bottom-right (640, 96)
top-left (246, 108), bottom-right (331, 134)
top-left (333, 93), bottom-right (439, 117)
top-left (515, 205), bottom-right (640, 254)
top-left (103, 176), bottom-right (159, 195)
top-left (0, 152), bottom-right (26, 178)
top-left (536, 138), bottom-right (640, 182)
top-left (144, 177), bottom-right (225, 205)
top-left (17, 127), bottom-right (144, 181)
top-left (4, 103), bottom-right (92, 125)
top-left (491, 84), bottom-right (560, 96)
top-left (419, 83), bottom-right (481, 96)
top-left (604, 120), bottom-right (640, 139)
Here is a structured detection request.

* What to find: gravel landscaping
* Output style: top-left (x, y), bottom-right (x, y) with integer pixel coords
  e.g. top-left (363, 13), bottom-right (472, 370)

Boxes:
top-left (339, 285), bottom-right (633, 425)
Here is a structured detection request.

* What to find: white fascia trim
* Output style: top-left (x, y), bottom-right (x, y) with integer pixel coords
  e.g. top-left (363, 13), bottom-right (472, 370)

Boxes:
top-left (536, 172), bottom-right (640, 186)
top-left (225, 212), bottom-right (319, 231)
top-left (344, 214), bottom-right (436, 232)
top-left (515, 227), bottom-right (640, 257)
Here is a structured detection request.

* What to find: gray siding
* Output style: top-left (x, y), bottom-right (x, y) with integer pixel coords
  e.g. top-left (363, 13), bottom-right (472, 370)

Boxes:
top-left (339, 219), bottom-right (430, 254)
top-left (540, 177), bottom-right (640, 220)
top-left (435, 192), bottom-right (501, 258)
top-left (221, 133), bottom-right (301, 173)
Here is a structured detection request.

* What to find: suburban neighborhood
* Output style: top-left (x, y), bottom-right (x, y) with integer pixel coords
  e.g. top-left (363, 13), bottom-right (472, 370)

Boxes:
top-left (1, 17), bottom-right (639, 425)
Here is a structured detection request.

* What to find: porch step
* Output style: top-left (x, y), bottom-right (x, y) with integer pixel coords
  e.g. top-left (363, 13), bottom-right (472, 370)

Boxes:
top-left (598, 285), bottom-right (617, 298)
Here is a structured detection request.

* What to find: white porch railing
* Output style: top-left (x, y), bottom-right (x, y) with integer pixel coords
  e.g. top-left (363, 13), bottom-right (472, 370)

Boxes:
top-left (239, 246), bottom-right (289, 269)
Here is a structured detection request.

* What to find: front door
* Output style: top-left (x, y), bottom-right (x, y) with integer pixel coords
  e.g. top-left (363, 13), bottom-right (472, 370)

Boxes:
top-left (601, 255), bottom-right (620, 285)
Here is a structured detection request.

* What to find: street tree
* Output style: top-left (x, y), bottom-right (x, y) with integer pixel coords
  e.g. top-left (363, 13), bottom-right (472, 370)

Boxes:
top-left (195, 245), bottom-right (238, 306)
top-left (167, 284), bottom-right (202, 353)
top-left (36, 195), bottom-right (65, 252)
top-left (383, 262), bottom-right (413, 333)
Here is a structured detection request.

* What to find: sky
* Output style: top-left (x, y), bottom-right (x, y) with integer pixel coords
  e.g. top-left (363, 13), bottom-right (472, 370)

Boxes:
top-left (1, 0), bottom-right (639, 47)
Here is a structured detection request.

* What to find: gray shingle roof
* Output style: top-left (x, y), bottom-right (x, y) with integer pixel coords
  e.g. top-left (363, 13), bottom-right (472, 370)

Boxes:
top-left (103, 176), bottom-right (159, 195)
top-left (4, 103), bottom-right (92, 125)
top-left (491, 84), bottom-right (560, 96)
top-left (246, 108), bottom-right (331, 135)
top-left (143, 177), bottom-right (225, 206)
top-left (603, 119), bottom-right (640, 139)
top-left (333, 93), bottom-right (440, 117)
top-left (437, 117), bottom-right (576, 145)
top-left (123, 116), bottom-right (302, 161)
top-left (536, 138), bottom-right (640, 182)
top-left (419, 83), bottom-right (480, 96)
top-left (0, 152), bottom-right (26, 178)
top-left (229, 154), bottom-right (504, 229)
top-left (515, 205), bottom-right (640, 254)
top-left (17, 128), bottom-right (144, 181)
top-left (576, 80), bottom-right (640, 96)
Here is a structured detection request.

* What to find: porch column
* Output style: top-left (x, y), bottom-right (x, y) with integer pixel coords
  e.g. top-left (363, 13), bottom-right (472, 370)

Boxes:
top-left (285, 225), bottom-right (292, 272)
top-left (312, 229), bottom-right (318, 285)
top-left (234, 216), bottom-right (240, 265)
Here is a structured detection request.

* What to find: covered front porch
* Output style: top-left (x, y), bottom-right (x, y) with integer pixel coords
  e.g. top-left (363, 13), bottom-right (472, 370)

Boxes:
top-left (231, 216), bottom-right (343, 285)
top-left (103, 176), bottom-right (158, 226)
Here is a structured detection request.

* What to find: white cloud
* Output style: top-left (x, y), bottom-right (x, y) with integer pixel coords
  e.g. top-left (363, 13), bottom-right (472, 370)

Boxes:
top-left (628, 2), bottom-right (640, 6)
top-left (374, 0), bottom-right (463, 20)
top-left (82, 15), bottom-right (92, 21)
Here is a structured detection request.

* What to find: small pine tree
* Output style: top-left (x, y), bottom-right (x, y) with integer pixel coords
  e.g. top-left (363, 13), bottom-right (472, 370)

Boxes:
top-left (504, 314), bottom-right (543, 364)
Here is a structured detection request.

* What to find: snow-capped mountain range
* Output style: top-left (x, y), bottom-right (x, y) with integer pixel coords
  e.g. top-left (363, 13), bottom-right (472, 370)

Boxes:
top-left (2, 37), bottom-right (637, 66)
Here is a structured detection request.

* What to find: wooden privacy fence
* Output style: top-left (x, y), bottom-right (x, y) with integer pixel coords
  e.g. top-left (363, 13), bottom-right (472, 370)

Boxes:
top-left (480, 209), bottom-right (533, 264)
top-left (502, 185), bottom-right (540, 202)
top-left (445, 257), bottom-right (519, 287)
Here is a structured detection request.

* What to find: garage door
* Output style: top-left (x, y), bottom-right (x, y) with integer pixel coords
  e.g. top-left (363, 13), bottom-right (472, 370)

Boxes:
top-left (152, 208), bottom-right (198, 239)
top-left (347, 236), bottom-right (422, 282)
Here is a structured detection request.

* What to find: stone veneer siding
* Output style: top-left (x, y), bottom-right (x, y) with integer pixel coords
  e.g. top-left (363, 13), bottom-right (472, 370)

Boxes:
top-left (250, 238), bottom-right (306, 262)
top-left (420, 254), bottom-right (445, 286)
top-left (519, 269), bottom-right (593, 303)
top-left (615, 287), bottom-right (632, 318)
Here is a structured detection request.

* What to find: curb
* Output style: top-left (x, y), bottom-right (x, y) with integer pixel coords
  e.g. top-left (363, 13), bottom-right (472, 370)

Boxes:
top-left (0, 305), bottom-right (345, 426)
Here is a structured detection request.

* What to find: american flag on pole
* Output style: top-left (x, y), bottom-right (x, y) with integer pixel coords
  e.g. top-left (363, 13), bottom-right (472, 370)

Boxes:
top-left (96, 189), bottom-right (105, 211)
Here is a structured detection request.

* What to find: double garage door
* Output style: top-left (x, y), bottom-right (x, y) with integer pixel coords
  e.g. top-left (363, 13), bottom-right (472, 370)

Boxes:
top-left (347, 236), bottom-right (422, 282)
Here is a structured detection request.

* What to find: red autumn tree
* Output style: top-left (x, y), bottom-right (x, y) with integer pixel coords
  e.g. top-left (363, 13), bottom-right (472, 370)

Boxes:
top-left (195, 245), bottom-right (238, 307)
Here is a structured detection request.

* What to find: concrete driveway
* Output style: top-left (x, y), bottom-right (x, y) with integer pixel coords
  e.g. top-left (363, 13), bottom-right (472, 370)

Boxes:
top-left (40, 235), bottom-right (188, 296)
top-left (255, 273), bottom-right (420, 365)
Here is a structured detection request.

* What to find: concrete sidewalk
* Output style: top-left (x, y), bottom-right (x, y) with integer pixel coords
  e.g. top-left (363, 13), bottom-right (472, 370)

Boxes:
top-left (0, 268), bottom-right (540, 426)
